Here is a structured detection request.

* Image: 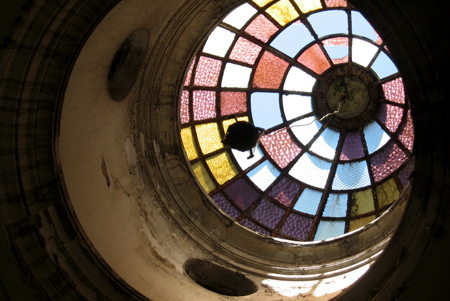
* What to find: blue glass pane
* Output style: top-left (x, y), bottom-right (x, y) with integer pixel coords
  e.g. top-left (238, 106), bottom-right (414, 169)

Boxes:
top-left (351, 11), bottom-right (378, 42)
top-left (364, 120), bottom-right (390, 154)
top-left (323, 193), bottom-right (347, 217)
top-left (289, 153), bottom-right (331, 189)
top-left (371, 51), bottom-right (398, 79)
top-left (332, 161), bottom-right (371, 190)
top-left (324, 45), bottom-right (348, 60)
top-left (270, 22), bottom-right (314, 57)
top-left (290, 117), bottom-right (321, 146)
top-left (314, 220), bottom-right (345, 241)
top-left (308, 10), bottom-right (348, 38)
top-left (294, 188), bottom-right (321, 215)
top-left (251, 92), bottom-right (283, 129)
top-left (248, 160), bottom-right (280, 191)
top-left (309, 127), bottom-right (340, 160)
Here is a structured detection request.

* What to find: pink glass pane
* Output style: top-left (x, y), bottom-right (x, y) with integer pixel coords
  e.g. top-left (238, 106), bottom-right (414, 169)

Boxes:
top-left (180, 90), bottom-right (190, 124)
top-left (245, 14), bottom-right (278, 43)
top-left (382, 77), bottom-right (405, 104)
top-left (279, 213), bottom-right (313, 240)
top-left (194, 56), bottom-right (222, 87)
top-left (325, 0), bottom-right (347, 8)
top-left (375, 32), bottom-right (383, 45)
top-left (184, 58), bottom-right (195, 86)
top-left (220, 91), bottom-right (247, 116)
top-left (297, 44), bottom-right (331, 75)
top-left (398, 111), bottom-right (414, 152)
top-left (224, 177), bottom-right (259, 210)
top-left (240, 218), bottom-right (271, 236)
top-left (213, 193), bottom-right (241, 219)
top-left (398, 161), bottom-right (413, 188)
top-left (260, 128), bottom-right (301, 169)
top-left (377, 103), bottom-right (403, 133)
top-left (340, 131), bottom-right (364, 161)
top-left (250, 198), bottom-right (285, 229)
top-left (268, 177), bottom-right (301, 207)
top-left (332, 56), bottom-right (349, 64)
top-left (253, 51), bottom-right (289, 89)
top-left (322, 37), bottom-right (349, 46)
top-left (371, 142), bottom-right (407, 182)
top-left (193, 90), bottom-right (216, 121)
top-left (229, 37), bottom-right (262, 65)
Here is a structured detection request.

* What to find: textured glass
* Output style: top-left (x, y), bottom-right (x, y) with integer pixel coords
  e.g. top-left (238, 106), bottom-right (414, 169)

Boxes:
top-left (253, 0), bottom-right (273, 7)
top-left (323, 193), bottom-right (348, 217)
top-left (308, 10), bottom-right (348, 38)
top-left (222, 63), bottom-right (252, 88)
top-left (266, 0), bottom-right (299, 26)
top-left (260, 128), bottom-right (302, 169)
top-left (250, 198), bottom-right (285, 229)
top-left (223, 3), bottom-right (257, 29)
top-left (323, 37), bottom-right (349, 64)
top-left (206, 152), bottom-right (239, 185)
top-left (184, 59), bottom-right (195, 86)
top-left (398, 161), bottom-right (413, 188)
top-left (180, 90), bottom-right (189, 124)
top-left (196, 123), bottom-right (223, 154)
top-left (222, 116), bottom-right (249, 135)
top-left (340, 131), bottom-right (364, 161)
top-left (324, 0), bottom-right (347, 7)
top-left (364, 120), bottom-right (390, 154)
top-left (193, 162), bottom-right (216, 193)
top-left (294, 0), bottom-right (322, 13)
top-left (349, 215), bottom-right (375, 232)
top-left (271, 22), bottom-right (314, 58)
top-left (284, 67), bottom-right (316, 92)
top-left (351, 188), bottom-right (375, 216)
top-left (289, 153), bottom-right (332, 189)
top-left (377, 103), bottom-right (403, 134)
top-left (230, 37), bottom-right (262, 65)
top-left (371, 142), bottom-right (407, 182)
top-left (220, 91), bottom-right (247, 116)
top-left (194, 56), bottom-right (222, 87)
top-left (213, 193), bottom-right (241, 219)
top-left (290, 117), bottom-right (321, 146)
top-left (203, 27), bottom-right (235, 57)
top-left (251, 92), bottom-right (283, 129)
top-left (248, 160), bottom-right (281, 191)
top-left (398, 112), bottom-right (414, 151)
top-left (371, 51), bottom-right (398, 79)
top-left (382, 77), bottom-right (405, 104)
top-left (180, 127), bottom-right (198, 161)
top-left (240, 218), bottom-right (271, 236)
top-left (376, 178), bottom-right (399, 208)
top-left (314, 220), bottom-right (345, 241)
top-left (332, 161), bottom-right (371, 190)
top-left (309, 127), bottom-right (339, 160)
top-left (232, 146), bottom-right (264, 171)
top-left (294, 187), bottom-right (321, 215)
top-left (283, 95), bottom-right (313, 121)
top-left (224, 177), bottom-right (259, 210)
top-left (351, 11), bottom-right (378, 42)
top-left (253, 51), bottom-right (289, 89)
top-left (297, 44), bottom-right (331, 75)
top-left (245, 14), bottom-right (278, 43)
top-left (352, 38), bottom-right (378, 67)
top-left (279, 213), bottom-right (313, 240)
top-left (193, 90), bottom-right (216, 121)
top-left (268, 177), bottom-right (301, 207)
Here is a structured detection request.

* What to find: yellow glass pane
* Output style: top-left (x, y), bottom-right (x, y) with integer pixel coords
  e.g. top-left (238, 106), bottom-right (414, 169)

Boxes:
top-left (266, 0), bottom-right (299, 26)
top-left (196, 123), bottom-right (223, 155)
top-left (192, 162), bottom-right (216, 193)
top-left (180, 127), bottom-right (198, 160)
top-left (351, 188), bottom-right (375, 216)
top-left (206, 152), bottom-right (239, 185)
top-left (253, 0), bottom-right (274, 7)
top-left (222, 116), bottom-right (249, 135)
top-left (293, 0), bottom-right (322, 13)
top-left (376, 178), bottom-right (400, 208)
top-left (349, 215), bottom-right (376, 232)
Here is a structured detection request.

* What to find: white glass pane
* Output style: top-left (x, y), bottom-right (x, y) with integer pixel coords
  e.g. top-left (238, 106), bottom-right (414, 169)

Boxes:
top-left (270, 22), bottom-right (314, 57)
top-left (248, 160), bottom-right (280, 191)
top-left (323, 193), bottom-right (348, 217)
top-left (282, 95), bottom-right (313, 121)
top-left (290, 117), bottom-right (321, 146)
top-left (203, 27), bottom-right (235, 57)
top-left (332, 161), bottom-right (371, 190)
top-left (289, 153), bottom-right (331, 189)
top-left (294, 188), bottom-right (321, 215)
top-left (251, 92), bottom-right (283, 129)
top-left (222, 3), bottom-right (257, 29)
top-left (232, 146), bottom-right (263, 170)
top-left (371, 51), bottom-right (398, 79)
top-left (308, 10), bottom-right (348, 38)
top-left (284, 67), bottom-right (316, 92)
top-left (309, 127), bottom-right (339, 160)
top-left (351, 11), bottom-right (378, 42)
top-left (364, 120), bottom-right (390, 154)
top-left (352, 38), bottom-right (378, 67)
top-left (324, 45), bottom-right (348, 60)
top-left (314, 220), bottom-right (345, 241)
top-left (221, 63), bottom-right (252, 88)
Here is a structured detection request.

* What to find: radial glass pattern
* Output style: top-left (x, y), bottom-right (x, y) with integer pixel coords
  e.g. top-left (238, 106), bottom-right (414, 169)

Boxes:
top-left (179, 0), bottom-right (414, 241)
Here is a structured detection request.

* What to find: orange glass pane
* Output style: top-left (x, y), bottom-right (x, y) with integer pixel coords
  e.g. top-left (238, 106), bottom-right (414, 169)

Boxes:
top-left (253, 51), bottom-right (289, 89)
top-left (297, 44), bottom-right (331, 74)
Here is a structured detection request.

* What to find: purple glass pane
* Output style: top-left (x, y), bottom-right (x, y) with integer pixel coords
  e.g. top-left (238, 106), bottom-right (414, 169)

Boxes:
top-left (249, 198), bottom-right (285, 229)
top-left (180, 90), bottom-right (189, 124)
top-left (279, 213), bottom-right (313, 240)
top-left (398, 160), bottom-right (413, 188)
top-left (253, 51), bottom-right (289, 89)
top-left (340, 131), bottom-right (364, 161)
top-left (377, 103), bottom-right (403, 133)
top-left (229, 37), bottom-right (262, 65)
top-left (371, 142), bottom-right (407, 182)
top-left (240, 218), bottom-right (271, 236)
top-left (268, 176), bottom-right (301, 207)
top-left (260, 128), bottom-right (302, 169)
top-left (220, 91), bottom-right (247, 116)
top-left (194, 56), bottom-right (222, 87)
top-left (244, 14), bottom-right (278, 43)
top-left (212, 193), bottom-right (241, 219)
top-left (398, 111), bottom-right (414, 152)
top-left (193, 90), bottom-right (216, 121)
top-left (325, 0), bottom-right (347, 7)
top-left (382, 77), bottom-right (405, 104)
top-left (184, 58), bottom-right (195, 86)
top-left (224, 177), bottom-right (260, 210)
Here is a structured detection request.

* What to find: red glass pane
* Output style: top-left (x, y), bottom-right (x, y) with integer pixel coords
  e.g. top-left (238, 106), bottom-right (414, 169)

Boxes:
top-left (268, 177), bottom-right (301, 207)
top-left (213, 193), bottom-right (241, 219)
top-left (325, 0), bottom-right (347, 8)
top-left (180, 90), bottom-right (189, 124)
top-left (184, 58), bottom-right (195, 86)
top-left (249, 198), bottom-right (285, 229)
top-left (398, 111), bottom-right (414, 152)
top-left (244, 14), bottom-right (278, 43)
top-left (377, 103), bottom-right (403, 133)
top-left (194, 56), bottom-right (222, 87)
top-left (371, 142), bottom-right (407, 182)
top-left (340, 131), bottom-right (364, 161)
top-left (220, 91), bottom-right (247, 116)
top-left (260, 128), bottom-right (301, 169)
top-left (229, 37), bottom-right (262, 65)
top-left (193, 90), bottom-right (216, 121)
top-left (297, 44), bottom-right (331, 75)
top-left (382, 77), bottom-right (405, 104)
top-left (224, 178), bottom-right (259, 210)
top-left (253, 51), bottom-right (289, 89)
top-left (279, 213), bottom-right (313, 240)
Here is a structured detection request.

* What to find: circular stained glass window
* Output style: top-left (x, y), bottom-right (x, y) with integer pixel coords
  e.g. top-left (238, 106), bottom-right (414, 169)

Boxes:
top-left (179, 0), bottom-right (414, 241)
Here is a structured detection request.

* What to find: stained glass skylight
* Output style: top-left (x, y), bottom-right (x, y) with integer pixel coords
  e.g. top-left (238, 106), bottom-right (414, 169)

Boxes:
top-left (179, 0), bottom-right (414, 242)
